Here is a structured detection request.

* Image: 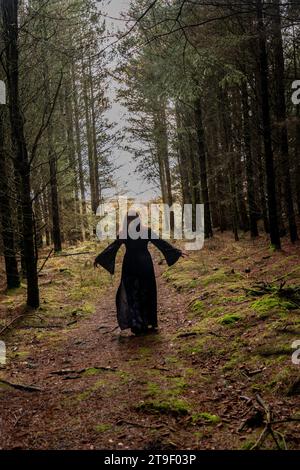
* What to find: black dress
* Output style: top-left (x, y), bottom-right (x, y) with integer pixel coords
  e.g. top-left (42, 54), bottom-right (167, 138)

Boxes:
top-left (94, 230), bottom-right (182, 334)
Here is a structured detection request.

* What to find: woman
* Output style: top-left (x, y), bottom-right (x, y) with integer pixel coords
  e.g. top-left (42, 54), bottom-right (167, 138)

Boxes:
top-left (94, 212), bottom-right (183, 335)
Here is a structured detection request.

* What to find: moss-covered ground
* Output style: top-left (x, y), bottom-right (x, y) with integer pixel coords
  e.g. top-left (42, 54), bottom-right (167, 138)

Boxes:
top-left (0, 233), bottom-right (299, 450)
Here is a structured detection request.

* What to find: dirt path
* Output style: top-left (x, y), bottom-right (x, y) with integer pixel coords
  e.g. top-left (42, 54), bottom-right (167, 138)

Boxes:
top-left (1, 237), bottom-right (300, 450)
top-left (0, 257), bottom-right (191, 450)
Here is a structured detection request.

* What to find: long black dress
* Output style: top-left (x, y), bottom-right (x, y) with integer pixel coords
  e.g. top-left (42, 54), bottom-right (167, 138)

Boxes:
top-left (94, 230), bottom-right (182, 333)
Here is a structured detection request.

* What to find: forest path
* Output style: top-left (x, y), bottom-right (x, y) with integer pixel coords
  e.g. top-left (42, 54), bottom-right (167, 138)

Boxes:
top-left (0, 249), bottom-right (193, 450)
top-left (0, 236), bottom-right (300, 449)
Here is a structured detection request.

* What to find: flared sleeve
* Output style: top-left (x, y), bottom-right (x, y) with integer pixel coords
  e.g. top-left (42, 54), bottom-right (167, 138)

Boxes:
top-left (151, 236), bottom-right (183, 267)
top-left (94, 239), bottom-right (123, 275)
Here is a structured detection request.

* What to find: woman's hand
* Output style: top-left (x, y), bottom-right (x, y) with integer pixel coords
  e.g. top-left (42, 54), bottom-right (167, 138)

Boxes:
top-left (181, 250), bottom-right (189, 258)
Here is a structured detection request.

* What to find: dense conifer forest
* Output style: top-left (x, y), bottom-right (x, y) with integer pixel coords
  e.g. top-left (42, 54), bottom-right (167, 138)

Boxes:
top-left (0, 0), bottom-right (300, 452)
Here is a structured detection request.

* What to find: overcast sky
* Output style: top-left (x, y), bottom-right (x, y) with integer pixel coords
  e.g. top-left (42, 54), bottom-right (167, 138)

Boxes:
top-left (99, 0), bottom-right (160, 202)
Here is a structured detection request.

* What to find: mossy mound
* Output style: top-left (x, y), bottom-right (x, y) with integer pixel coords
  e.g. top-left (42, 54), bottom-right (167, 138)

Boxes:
top-left (191, 412), bottom-right (221, 424)
top-left (218, 314), bottom-right (241, 325)
top-left (251, 295), bottom-right (296, 317)
top-left (136, 398), bottom-right (190, 416)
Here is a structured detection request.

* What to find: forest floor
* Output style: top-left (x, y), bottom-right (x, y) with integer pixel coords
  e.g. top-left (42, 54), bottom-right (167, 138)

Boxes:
top-left (0, 232), bottom-right (300, 450)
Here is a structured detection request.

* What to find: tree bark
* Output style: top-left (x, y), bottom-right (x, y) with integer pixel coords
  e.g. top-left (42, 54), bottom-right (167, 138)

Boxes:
top-left (153, 103), bottom-right (172, 207)
top-left (88, 54), bottom-right (101, 211)
top-left (71, 63), bottom-right (87, 239)
top-left (0, 108), bottom-right (20, 289)
top-left (241, 82), bottom-right (259, 237)
top-left (41, 19), bottom-right (62, 252)
top-left (1, 0), bottom-right (39, 307)
top-left (82, 59), bottom-right (97, 214)
top-left (194, 98), bottom-right (213, 238)
top-left (272, 0), bottom-right (298, 242)
top-left (256, 0), bottom-right (281, 249)
top-left (175, 105), bottom-right (191, 206)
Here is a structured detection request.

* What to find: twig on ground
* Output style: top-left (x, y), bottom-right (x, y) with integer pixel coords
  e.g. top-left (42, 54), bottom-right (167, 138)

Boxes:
top-left (38, 248), bottom-right (54, 274)
top-left (0, 315), bottom-right (26, 336)
top-left (250, 394), bottom-right (283, 450)
top-left (0, 379), bottom-right (42, 392)
top-left (116, 419), bottom-right (165, 429)
top-left (50, 366), bottom-right (117, 376)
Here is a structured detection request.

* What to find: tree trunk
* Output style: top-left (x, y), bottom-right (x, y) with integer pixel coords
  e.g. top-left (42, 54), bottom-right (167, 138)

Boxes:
top-left (82, 59), bottom-right (97, 214)
top-left (33, 194), bottom-right (44, 249)
top-left (71, 63), bottom-right (87, 239)
top-left (252, 73), bottom-right (270, 233)
top-left (2, 0), bottom-right (39, 307)
top-left (88, 54), bottom-right (101, 211)
top-left (272, 0), bottom-right (298, 242)
top-left (64, 78), bottom-right (80, 241)
top-left (241, 82), bottom-right (259, 237)
top-left (194, 98), bottom-right (213, 238)
top-left (256, 0), bottom-right (281, 249)
top-left (175, 105), bottom-right (191, 206)
top-left (228, 159), bottom-right (240, 242)
top-left (41, 19), bottom-right (62, 252)
top-left (153, 104), bottom-right (172, 207)
top-left (0, 108), bottom-right (20, 289)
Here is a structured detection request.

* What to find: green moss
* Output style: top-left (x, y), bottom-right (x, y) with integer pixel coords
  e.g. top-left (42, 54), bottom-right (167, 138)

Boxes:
top-left (176, 326), bottom-right (201, 340)
top-left (5, 285), bottom-right (26, 296)
top-left (136, 398), bottom-right (190, 416)
top-left (192, 412), bottom-right (221, 424)
top-left (256, 344), bottom-right (292, 357)
top-left (206, 306), bottom-right (224, 318)
top-left (82, 367), bottom-right (103, 377)
top-left (268, 367), bottom-right (300, 396)
top-left (202, 272), bottom-right (228, 286)
top-left (191, 300), bottom-right (204, 315)
top-left (116, 371), bottom-right (131, 384)
top-left (163, 270), bottom-right (200, 291)
top-left (35, 331), bottom-right (60, 341)
top-left (251, 295), bottom-right (296, 317)
top-left (10, 350), bottom-right (29, 359)
top-left (59, 268), bottom-right (74, 277)
top-left (213, 295), bottom-right (247, 305)
top-left (69, 286), bottom-right (95, 301)
top-left (165, 355), bottom-right (180, 365)
top-left (168, 377), bottom-right (187, 396)
top-left (94, 423), bottom-right (112, 433)
top-left (222, 352), bottom-right (243, 371)
top-left (145, 376), bottom-right (187, 402)
top-left (146, 382), bottom-right (161, 396)
top-left (80, 303), bottom-right (95, 315)
top-left (0, 381), bottom-right (11, 391)
top-left (182, 338), bottom-right (206, 355)
top-left (202, 270), bottom-right (242, 287)
top-left (218, 314), bottom-right (241, 325)
top-left (1, 298), bottom-right (15, 305)
top-left (76, 379), bottom-right (106, 401)
top-left (241, 440), bottom-right (256, 450)
top-left (139, 346), bottom-right (151, 357)
top-left (194, 431), bottom-right (204, 444)
top-left (251, 383), bottom-right (264, 392)
top-left (184, 368), bottom-right (195, 377)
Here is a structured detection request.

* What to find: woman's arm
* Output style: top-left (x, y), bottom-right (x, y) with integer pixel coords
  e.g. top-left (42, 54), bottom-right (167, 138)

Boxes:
top-left (150, 236), bottom-right (183, 267)
top-left (94, 239), bottom-right (123, 275)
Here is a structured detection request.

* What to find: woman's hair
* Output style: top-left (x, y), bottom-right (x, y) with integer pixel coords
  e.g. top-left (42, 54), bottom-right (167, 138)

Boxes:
top-left (119, 210), bottom-right (141, 238)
